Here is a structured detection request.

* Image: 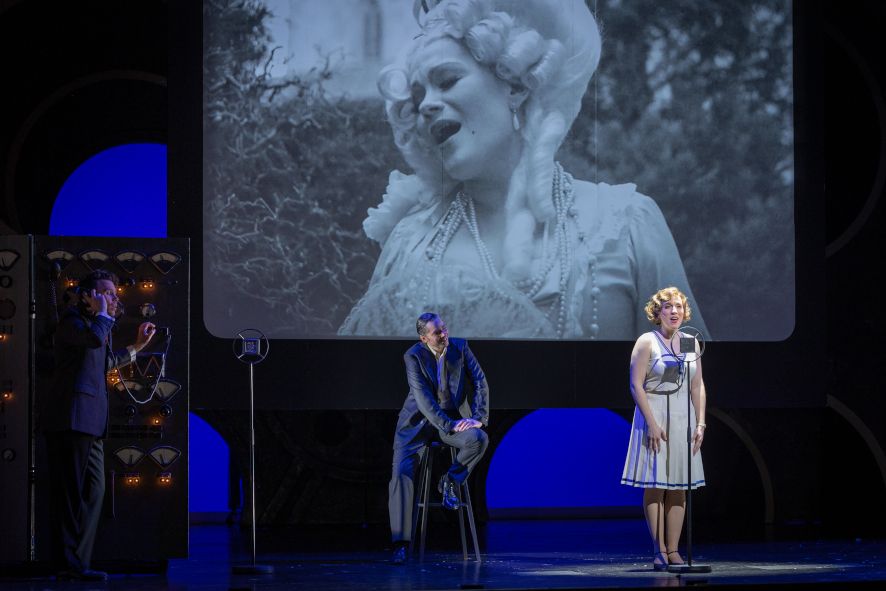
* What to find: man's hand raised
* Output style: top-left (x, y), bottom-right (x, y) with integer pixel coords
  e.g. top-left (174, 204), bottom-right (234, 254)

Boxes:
top-left (134, 322), bottom-right (157, 351)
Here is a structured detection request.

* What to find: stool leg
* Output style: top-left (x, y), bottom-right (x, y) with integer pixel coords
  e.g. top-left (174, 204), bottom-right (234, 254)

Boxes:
top-left (457, 489), bottom-right (468, 560)
top-left (462, 482), bottom-right (482, 562)
top-left (451, 447), bottom-right (468, 560)
top-left (419, 448), bottom-right (434, 561)
top-left (409, 447), bottom-right (428, 555)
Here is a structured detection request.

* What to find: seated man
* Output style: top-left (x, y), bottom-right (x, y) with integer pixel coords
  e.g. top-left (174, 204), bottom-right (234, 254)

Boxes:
top-left (389, 313), bottom-right (490, 564)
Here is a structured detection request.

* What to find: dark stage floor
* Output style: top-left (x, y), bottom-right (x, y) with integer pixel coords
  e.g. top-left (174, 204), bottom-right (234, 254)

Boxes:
top-left (2, 519), bottom-right (885, 590)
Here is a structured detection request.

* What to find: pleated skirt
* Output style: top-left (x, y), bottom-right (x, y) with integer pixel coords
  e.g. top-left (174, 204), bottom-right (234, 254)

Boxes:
top-left (621, 389), bottom-right (705, 490)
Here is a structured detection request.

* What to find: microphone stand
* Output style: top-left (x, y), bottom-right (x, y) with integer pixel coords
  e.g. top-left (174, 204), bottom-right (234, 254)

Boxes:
top-left (231, 329), bottom-right (274, 576)
top-left (668, 328), bottom-right (710, 574)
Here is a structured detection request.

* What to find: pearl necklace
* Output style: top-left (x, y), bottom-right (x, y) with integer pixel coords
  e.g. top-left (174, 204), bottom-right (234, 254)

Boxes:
top-left (513, 163), bottom-right (577, 337)
top-left (423, 191), bottom-right (508, 300)
top-left (424, 162), bottom-right (582, 338)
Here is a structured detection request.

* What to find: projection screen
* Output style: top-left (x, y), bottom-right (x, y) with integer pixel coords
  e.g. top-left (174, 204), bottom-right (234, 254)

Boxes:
top-left (203, 0), bottom-right (794, 341)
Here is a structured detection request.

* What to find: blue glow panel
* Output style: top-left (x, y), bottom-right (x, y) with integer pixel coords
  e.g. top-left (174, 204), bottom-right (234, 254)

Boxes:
top-left (189, 412), bottom-right (230, 513)
top-left (49, 143), bottom-right (167, 237)
top-left (486, 408), bottom-right (641, 510)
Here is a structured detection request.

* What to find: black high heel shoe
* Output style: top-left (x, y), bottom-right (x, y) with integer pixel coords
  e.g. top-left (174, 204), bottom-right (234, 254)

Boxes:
top-left (653, 551), bottom-right (669, 571)
top-left (667, 550), bottom-right (685, 565)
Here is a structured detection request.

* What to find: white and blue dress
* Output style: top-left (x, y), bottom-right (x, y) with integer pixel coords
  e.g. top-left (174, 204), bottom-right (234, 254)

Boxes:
top-left (621, 331), bottom-right (705, 490)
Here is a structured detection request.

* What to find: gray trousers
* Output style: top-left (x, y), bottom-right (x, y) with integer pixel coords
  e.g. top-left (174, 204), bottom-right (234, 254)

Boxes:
top-left (389, 424), bottom-right (489, 543)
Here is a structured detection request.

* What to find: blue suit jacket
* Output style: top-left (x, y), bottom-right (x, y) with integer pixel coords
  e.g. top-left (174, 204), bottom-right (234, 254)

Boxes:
top-left (395, 338), bottom-right (489, 444)
top-left (40, 307), bottom-right (132, 437)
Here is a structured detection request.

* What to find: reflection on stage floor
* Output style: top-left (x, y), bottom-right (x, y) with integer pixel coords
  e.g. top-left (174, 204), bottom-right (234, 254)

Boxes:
top-left (1, 519), bottom-right (884, 590)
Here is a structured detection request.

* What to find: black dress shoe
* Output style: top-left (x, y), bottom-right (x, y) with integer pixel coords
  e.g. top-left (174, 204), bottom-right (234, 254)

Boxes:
top-left (438, 477), bottom-right (460, 511)
top-left (391, 544), bottom-right (408, 565)
top-left (57, 568), bottom-right (109, 581)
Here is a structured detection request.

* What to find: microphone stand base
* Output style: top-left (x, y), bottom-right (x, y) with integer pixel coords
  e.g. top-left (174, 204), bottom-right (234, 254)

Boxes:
top-left (232, 564), bottom-right (275, 575)
top-left (667, 563), bottom-right (711, 574)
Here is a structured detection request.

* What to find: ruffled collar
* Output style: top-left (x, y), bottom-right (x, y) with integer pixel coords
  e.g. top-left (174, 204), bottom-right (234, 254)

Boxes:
top-left (362, 171), bottom-right (437, 244)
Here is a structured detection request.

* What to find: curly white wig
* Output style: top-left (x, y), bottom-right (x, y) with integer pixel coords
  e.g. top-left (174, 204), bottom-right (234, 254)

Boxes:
top-left (378, 0), bottom-right (601, 279)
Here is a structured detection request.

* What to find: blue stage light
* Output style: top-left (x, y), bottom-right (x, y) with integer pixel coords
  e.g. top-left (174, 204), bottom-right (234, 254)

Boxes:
top-left (189, 412), bottom-right (230, 514)
top-left (49, 143), bottom-right (167, 238)
top-left (486, 408), bottom-right (641, 515)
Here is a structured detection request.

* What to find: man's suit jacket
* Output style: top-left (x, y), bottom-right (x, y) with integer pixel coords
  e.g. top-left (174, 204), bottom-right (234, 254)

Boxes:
top-left (395, 337), bottom-right (489, 445)
top-left (40, 307), bottom-right (132, 438)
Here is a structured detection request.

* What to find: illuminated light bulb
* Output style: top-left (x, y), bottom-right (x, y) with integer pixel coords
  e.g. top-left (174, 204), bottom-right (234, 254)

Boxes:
top-left (158, 472), bottom-right (173, 485)
top-left (151, 417), bottom-right (162, 426)
top-left (124, 473), bottom-right (141, 486)
top-left (2, 391), bottom-right (12, 401)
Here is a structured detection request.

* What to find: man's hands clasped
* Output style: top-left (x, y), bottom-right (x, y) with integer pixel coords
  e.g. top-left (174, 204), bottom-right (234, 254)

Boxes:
top-left (453, 418), bottom-right (483, 432)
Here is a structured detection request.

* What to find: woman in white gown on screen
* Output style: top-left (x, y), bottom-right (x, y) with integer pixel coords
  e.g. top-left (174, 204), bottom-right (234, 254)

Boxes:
top-left (338, 0), bottom-right (707, 339)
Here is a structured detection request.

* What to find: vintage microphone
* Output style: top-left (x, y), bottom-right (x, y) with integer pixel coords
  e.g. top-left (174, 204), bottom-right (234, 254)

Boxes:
top-left (667, 325), bottom-right (711, 574)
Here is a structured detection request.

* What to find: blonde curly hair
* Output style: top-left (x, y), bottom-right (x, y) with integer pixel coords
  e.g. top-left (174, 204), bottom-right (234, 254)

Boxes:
top-left (645, 287), bottom-right (692, 326)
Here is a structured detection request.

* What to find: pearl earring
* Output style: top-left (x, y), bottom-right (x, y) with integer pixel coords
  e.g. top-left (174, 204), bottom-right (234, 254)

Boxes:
top-left (511, 107), bottom-right (521, 131)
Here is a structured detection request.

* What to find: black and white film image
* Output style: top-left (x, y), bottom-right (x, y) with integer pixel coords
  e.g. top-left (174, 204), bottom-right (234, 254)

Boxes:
top-left (203, 0), bottom-right (793, 340)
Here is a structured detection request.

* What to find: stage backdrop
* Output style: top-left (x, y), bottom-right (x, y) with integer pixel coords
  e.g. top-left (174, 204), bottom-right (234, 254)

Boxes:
top-left (202, 0), bottom-right (794, 342)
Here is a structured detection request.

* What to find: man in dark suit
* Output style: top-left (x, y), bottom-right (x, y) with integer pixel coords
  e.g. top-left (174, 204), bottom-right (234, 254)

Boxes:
top-left (389, 312), bottom-right (489, 564)
top-left (40, 270), bottom-right (156, 581)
